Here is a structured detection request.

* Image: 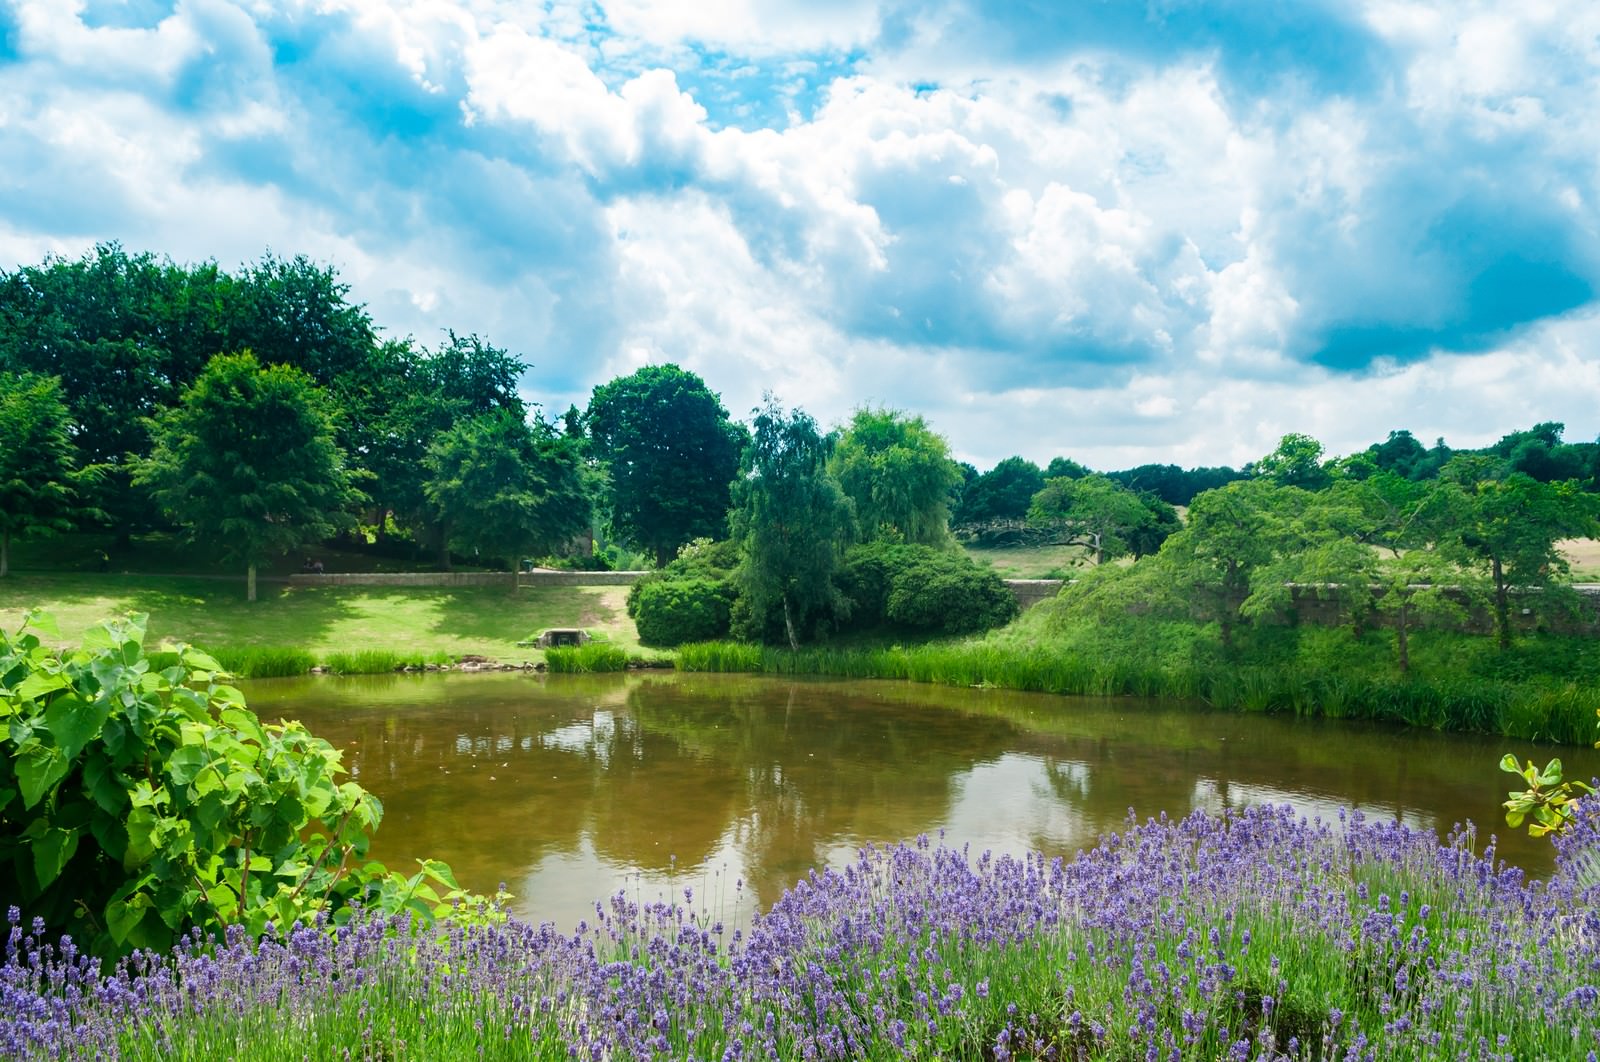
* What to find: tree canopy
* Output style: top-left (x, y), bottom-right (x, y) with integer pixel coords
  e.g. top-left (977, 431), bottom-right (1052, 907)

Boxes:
top-left (135, 352), bottom-right (365, 600)
top-left (952, 456), bottom-right (1046, 526)
top-left (586, 365), bottom-right (746, 567)
top-left (828, 407), bottom-right (961, 546)
top-left (0, 373), bottom-right (89, 577)
top-left (423, 410), bottom-right (591, 570)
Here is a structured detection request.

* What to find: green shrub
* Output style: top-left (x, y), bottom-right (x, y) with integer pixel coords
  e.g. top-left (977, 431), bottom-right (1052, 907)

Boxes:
top-left (632, 578), bottom-right (738, 646)
top-left (0, 612), bottom-right (487, 958)
top-left (836, 542), bottom-right (1018, 636)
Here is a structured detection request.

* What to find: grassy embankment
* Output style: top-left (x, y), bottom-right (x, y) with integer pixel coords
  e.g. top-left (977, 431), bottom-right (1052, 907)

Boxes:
top-left (680, 587), bottom-right (1600, 745)
top-left (0, 534), bottom-right (651, 675)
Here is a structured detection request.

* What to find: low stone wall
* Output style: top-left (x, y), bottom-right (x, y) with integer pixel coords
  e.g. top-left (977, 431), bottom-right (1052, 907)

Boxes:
top-left (518, 571), bottom-right (647, 587)
top-left (290, 572), bottom-right (516, 588)
top-left (287, 571), bottom-right (649, 589)
top-left (1004, 579), bottom-right (1065, 609)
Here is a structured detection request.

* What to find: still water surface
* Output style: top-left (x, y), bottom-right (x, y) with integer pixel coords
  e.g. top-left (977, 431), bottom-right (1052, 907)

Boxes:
top-left (245, 672), bottom-right (1600, 929)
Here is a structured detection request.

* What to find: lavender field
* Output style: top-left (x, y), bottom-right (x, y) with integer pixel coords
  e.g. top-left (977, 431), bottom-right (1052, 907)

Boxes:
top-left (6, 802), bottom-right (1599, 1061)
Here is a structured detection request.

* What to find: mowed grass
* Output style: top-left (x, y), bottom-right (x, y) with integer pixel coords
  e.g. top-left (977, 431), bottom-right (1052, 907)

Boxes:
top-left (3, 531), bottom-right (493, 576)
top-left (0, 573), bottom-right (643, 665)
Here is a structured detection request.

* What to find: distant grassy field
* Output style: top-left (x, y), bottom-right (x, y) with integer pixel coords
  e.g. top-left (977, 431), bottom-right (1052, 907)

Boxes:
top-left (1563, 537), bottom-right (1600, 581)
top-left (0, 573), bottom-right (645, 665)
top-left (961, 541), bottom-right (1092, 578)
top-left (4, 531), bottom-right (491, 577)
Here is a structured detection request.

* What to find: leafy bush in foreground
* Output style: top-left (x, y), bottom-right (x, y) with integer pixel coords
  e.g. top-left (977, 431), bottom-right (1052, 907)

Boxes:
top-left (3, 803), bottom-right (1599, 1059)
top-left (631, 577), bottom-right (738, 646)
top-left (838, 542), bottom-right (1018, 635)
top-left (0, 613), bottom-right (481, 957)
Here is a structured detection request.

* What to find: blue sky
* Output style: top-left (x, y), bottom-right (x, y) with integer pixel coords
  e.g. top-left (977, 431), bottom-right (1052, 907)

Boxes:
top-left (3, 0), bottom-right (1599, 469)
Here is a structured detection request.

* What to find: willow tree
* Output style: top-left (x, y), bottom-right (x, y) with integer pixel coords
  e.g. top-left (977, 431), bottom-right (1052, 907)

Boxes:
top-left (731, 398), bottom-right (854, 650)
top-left (827, 407), bottom-right (960, 546)
top-left (136, 352), bottom-right (364, 601)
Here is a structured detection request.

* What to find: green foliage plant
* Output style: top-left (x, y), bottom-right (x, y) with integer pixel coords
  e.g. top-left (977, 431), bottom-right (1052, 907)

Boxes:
top-left (1500, 754), bottom-right (1596, 838)
top-left (1026, 473), bottom-right (1155, 564)
top-left (0, 611), bottom-right (483, 957)
top-left (631, 578), bottom-right (738, 646)
top-left (838, 542), bottom-right (1017, 635)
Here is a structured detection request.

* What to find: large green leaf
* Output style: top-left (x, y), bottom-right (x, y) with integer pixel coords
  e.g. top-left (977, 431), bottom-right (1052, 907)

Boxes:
top-left (33, 827), bottom-right (80, 889)
top-left (16, 745), bottom-right (68, 808)
top-left (15, 669), bottom-right (67, 703)
top-left (44, 694), bottom-right (107, 761)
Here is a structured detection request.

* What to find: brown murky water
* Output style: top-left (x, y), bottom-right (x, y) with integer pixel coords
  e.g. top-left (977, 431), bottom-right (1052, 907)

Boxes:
top-left (244, 672), bottom-right (1600, 929)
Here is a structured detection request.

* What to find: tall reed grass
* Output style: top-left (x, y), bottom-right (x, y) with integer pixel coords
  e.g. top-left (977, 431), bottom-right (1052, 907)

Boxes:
top-left (675, 639), bottom-right (1600, 744)
top-left (545, 642), bottom-right (631, 673)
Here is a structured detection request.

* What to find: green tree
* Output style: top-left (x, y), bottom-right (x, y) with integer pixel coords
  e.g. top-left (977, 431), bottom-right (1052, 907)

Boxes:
top-left (0, 373), bottom-right (89, 577)
top-left (1161, 479), bottom-right (1308, 649)
top-left (135, 352), bottom-right (365, 601)
top-left (952, 456), bottom-right (1046, 525)
top-left (827, 407), bottom-right (961, 546)
top-left (1254, 432), bottom-right (1332, 490)
top-left (1430, 462), bottom-right (1600, 649)
top-left (1026, 474), bottom-right (1155, 564)
top-left (228, 254), bottom-right (378, 387)
top-left (731, 398), bottom-right (854, 650)
top-left (0, 245), bottom-right (237, 541)
top-left (341, 332), bottom-right (530, 553)
top-left (423, 410), bottom-right (591, 570)
top-left (586, 365), bottom-right (747, 567)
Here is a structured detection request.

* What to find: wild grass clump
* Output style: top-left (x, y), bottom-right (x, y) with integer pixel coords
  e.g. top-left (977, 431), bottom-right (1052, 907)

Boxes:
top-left (6, 803), bottom-right (1599, 1059)
top-left (545, 642), bottom-right (631, 673)
top-left (208, 646), bottom-right (317, 678)
top-left (320, 649), bottom-right (452, 675)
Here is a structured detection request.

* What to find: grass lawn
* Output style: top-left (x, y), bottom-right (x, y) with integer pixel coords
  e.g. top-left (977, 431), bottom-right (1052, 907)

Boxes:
top-left (1563, 537), bottom-right (1600, 581)
top-left (4, 531), bottom-right (491, 576)
top-left (0, 573), bottom-right (645, 664)
top-left (960, 541), bottom-right (1091, 578)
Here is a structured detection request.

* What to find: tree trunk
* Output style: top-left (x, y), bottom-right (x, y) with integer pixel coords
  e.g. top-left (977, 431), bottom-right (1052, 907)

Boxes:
top-left (782, 596), bottom-right (800, 653)
top-left (437, 524), bottom-right (452, 572)
top-left (0, 529), bottom-right (8, 577)
top-left (1492, 556), bottom-right (1511, 651)
top-left (247, 562), bottom-right (257, 603)
top-left (1396, 599), bottom-right (1410, 675)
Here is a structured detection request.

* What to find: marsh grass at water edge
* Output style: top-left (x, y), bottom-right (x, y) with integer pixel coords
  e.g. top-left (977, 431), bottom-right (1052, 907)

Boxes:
top-left (5, 804), bottom-right (1600, 1060)
top-left (675, 639), bottom-right (1600, 744)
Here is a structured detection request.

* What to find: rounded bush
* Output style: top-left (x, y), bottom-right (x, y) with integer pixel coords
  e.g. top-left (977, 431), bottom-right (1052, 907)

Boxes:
top-left (633, 578), bottom-right (738, 646)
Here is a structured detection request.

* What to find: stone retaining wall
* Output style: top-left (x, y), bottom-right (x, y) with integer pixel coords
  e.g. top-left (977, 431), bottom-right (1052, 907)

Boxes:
top-left (287, 570), bottom-right (650, 589)
top-left (1004, 579), bottom-right (1065, 610)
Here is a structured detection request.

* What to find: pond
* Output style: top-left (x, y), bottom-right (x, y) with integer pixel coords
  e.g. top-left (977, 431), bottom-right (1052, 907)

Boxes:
top-left (245, 671), bottom-right (1600, 930)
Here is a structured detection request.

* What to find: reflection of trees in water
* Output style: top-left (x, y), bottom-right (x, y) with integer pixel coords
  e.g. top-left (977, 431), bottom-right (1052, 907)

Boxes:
top-left (623, 676), bottom-right (1023, 900)
top-left (269, 672), bottom-right (1596, 905)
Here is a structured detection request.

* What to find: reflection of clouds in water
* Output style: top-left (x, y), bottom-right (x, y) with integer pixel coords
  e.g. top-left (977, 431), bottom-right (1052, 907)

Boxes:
top-left (539, 710), bottom-right (621, 766)
top-left (941, 754), bottom-right (1094, 856)
top-left (1190, 778), bottom-right (1439, 836)
top-left (518, 824), bottom-right (759, 932)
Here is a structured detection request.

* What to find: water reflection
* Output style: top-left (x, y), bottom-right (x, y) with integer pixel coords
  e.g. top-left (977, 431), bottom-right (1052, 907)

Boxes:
top-left (244, 672), bottom-right (1600, 930)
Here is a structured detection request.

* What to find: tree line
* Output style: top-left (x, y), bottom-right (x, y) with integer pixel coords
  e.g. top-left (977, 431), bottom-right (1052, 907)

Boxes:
top-left (4, 245), bottom-right (1599, 643)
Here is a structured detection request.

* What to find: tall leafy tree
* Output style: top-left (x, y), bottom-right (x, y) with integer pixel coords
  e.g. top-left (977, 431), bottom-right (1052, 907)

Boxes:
top-left (1027, 474), bottom-right (1157, 564)
top-left (732, 398), bottom-right (854, 650)
top-left (586, 365), bottom-right (746, 567)
top-left (340, 332), bottom-right (529, 548)
top-left (228, 254), bottom-right (378, 387)
top-left (1161, 479), bottom-right (1309, 649)
top-left (1254, 432), bottom-right (1332, 490)
top-left (0, 245), bottom-right (236, 539)
top-left (135, 352), bottom-right (365, 601)
top-left (422, 410), bottom-right (591, 570)
top-left (827, 407), bottom-right (960, 546)
top-left (1429, 461), bottom-right (1600, 649)
top-left (0, 373), bottom-right (89, 576)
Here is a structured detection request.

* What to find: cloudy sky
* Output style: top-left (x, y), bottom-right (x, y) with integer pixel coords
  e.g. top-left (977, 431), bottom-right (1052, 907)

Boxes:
top-left (3, 0), bottom-right (1599, 470)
